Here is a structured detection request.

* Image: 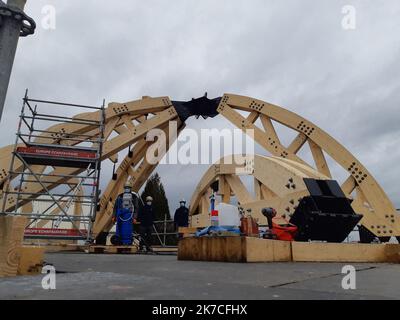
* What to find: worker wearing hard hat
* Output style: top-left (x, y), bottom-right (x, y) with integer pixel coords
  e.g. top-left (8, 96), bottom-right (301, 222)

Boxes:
top-left (174, 199), bottom-right (189, 230)
top-left (111, 181), bottom-right (139, 245)
top-left (112, 181), bottom-right (139, 221)
top-left (137, 195), bottom-right (155, 252)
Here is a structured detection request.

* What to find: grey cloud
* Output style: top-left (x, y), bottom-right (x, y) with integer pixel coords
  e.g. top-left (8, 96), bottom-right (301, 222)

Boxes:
top-left (1, 0), bottom-right (399, 211)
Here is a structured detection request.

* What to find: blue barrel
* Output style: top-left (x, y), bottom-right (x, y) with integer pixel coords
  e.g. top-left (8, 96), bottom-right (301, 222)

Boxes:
top-left (116, 207), bottom-right (133, 245)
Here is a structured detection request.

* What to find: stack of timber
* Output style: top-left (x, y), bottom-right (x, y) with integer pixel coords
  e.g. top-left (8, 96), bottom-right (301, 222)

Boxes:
top-left (0, 216), bottom-right (44, 277)
top-left (178, 237), bottom-right (400, 263)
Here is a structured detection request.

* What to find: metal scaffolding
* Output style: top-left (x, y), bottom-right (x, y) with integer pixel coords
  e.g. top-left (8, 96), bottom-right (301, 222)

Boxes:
top-left (1, 90), bottom-right (105, 242)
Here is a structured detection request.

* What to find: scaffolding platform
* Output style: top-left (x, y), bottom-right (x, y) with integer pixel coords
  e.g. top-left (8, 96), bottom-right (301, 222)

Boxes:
top-left (16, 145), bottom-right (98, 168)
top-left (1, 90), bottom-right (105, 243)
top-left (24, 228), bottom-right (88, 241)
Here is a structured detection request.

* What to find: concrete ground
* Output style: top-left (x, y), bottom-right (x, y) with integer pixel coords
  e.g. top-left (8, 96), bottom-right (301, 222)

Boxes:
top-left (0, 252), bottom-right (399, 300)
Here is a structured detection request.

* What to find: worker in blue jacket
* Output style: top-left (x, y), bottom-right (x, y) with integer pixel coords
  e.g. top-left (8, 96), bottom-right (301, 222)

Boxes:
top-left (137, 196), bottom-right (154, 252)
top-left (112, 181), bottom-right (139, 245)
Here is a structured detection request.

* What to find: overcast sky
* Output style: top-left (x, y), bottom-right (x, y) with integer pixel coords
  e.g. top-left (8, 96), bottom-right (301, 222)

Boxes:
top-left (2, 0), bottom-right (399, 213)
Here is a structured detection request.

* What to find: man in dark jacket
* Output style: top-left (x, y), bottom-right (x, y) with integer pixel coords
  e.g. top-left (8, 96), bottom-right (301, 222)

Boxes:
top-left (174, 199), bottom-right (189, 230)
top-left (137, 196), bottom-right (154, 252)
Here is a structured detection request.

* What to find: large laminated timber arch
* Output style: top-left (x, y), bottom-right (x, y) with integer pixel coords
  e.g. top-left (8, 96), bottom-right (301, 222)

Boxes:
top-left (189, 155), bottom-right (329, 227)
top-left (0, 93), bottom-right (398, 241)
top-left (211, 94), bottom-right (399, 239)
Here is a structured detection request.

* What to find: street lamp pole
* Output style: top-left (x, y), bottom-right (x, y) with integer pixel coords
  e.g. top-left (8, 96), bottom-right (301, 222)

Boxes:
top-left (0, 0), bottom-right (35, 122)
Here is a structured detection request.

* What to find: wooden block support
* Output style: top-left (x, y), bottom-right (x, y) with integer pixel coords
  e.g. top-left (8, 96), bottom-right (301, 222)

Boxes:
top-left (0, 216), bottom-right (26, 277)
top-left (17, 246), bottom-right (44, 275)
top-left (245, 237), bottom-right (292, 262)
top-left (178, 237), bottom-right (292, 263)
top-left (178, 237), bottom-right (245, 262)
top-left (292, 242), bottom-right (400, 263)
top-left (178, 237), bottom-right (400, 263)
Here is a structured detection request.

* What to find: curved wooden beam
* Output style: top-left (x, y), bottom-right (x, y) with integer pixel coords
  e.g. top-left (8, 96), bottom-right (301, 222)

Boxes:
top-left (216, 94), bottom-right (399, 237)
top-left (189, 155), bottom-right (328, 227)
top-left (0, 93), bottom-right (396, 240)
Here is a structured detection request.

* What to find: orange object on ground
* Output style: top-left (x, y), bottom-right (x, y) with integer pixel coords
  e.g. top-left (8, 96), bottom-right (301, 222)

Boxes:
top-left (272, 223), bottom-right (298, 241)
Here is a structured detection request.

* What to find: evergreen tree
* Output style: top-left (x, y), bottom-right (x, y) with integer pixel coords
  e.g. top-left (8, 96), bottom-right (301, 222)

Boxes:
top-left (141, 173), bottom-right (171, 221)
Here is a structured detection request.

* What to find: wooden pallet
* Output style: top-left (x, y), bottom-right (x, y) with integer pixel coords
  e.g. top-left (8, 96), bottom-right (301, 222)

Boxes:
top-left (178, 237), bottom-right (400, 263)
top-left (89, 245), bottom-right (138, 254)
top-left (152, 246), bottom-right (178, 253)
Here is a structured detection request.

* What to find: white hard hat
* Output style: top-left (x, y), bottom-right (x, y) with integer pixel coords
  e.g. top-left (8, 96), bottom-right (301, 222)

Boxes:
top-left (124, 181), bottom-right (132, 188)
top-left (180, 199), bottom-right (186, 203)
top-left (146, 196), bottom-right (153, 202)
